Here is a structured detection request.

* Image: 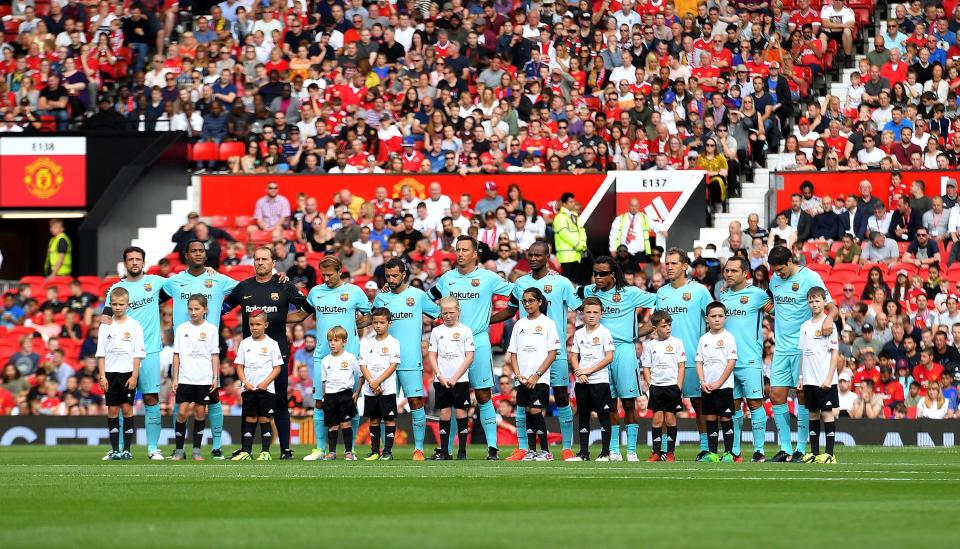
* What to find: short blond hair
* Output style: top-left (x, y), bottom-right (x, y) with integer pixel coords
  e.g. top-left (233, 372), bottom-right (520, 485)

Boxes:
top-left (326, 326), bottom-right (348, 342)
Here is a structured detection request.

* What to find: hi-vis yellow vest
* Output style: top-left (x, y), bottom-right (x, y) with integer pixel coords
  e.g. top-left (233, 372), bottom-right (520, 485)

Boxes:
top-left (553, 207), bottom-right (587, 263)
top-left (46, 233), bottom-right (72, 275)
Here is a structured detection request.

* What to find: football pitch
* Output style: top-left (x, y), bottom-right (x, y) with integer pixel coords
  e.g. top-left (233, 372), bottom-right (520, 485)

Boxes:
top-left (1, 445), bottom-right (957, 548)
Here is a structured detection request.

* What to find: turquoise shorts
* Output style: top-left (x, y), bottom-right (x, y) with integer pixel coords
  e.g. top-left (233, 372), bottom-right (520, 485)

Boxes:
top-left (469, 341), bottom-right (495, 390)
top-left (733, 368), bottom-right (764, 400)
top-left (770, 353), bottom-right (801, 388)
top-left (550, 358), bottom-right (571, 387)
top-left (609, 343), bottom-right (640, 399)
top-left (397, 369), bottom-right (425, 398)
top-left (137, 353), bottom-right (161, 395)
top-left (681, 367), bottom-right (701, 398)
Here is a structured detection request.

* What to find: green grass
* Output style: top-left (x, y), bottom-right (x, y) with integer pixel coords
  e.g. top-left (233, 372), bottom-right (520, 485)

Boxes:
top-left (1, 445), bottom-right (958, 548)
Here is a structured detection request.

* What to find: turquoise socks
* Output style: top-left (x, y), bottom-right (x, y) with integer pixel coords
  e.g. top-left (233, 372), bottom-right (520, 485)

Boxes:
top-left (773, 403), bottom-right (793, 454)
top-left (626, 423), bottom-right (639, 454)
top-left (732, 409), bottom-right (744, 456)
top-left (145, 403), bottom-right (161, 454)
top-left (478, 400), bottom-right (497, 449)
top-left (208, 402), bottom-right (223, 450)
top-left (314, 407), bottom-right (325, 451)
top-left (411, 407), bottom-right (426, 452)
top-left (796, 404), bottom-right (809, 454)
top-left (751, 407), bottom-right (767, 454)
top-left (515, 406), bottom-right (528, 451)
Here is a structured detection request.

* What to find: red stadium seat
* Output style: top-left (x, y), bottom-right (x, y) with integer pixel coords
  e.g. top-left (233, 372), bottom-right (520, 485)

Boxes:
top-left (190, 142), bottom-right (218, 162)
top-left (225, 265), bottom-right (254, 280)
top-left (218, 141), bottom-right (245, 161)
top-left (890, 263), bottom-right (918, 275)
top-left (0, 5), bottom-right (11, 16)
top-left (225, 228), bottom-right (247, 242)
top-left (832, 263), bottom-right (858, 273)
top-left (19, 276), bottom-right (45, 286)
top-left (248, 230), bottom-right (271, 243)
top-left (207, 215), bottom-right (230, 227)
top-left (234, 216), bottom-right (254, 228)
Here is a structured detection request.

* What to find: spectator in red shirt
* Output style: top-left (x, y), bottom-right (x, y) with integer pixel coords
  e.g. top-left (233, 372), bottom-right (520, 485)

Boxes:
top-left (852, 350), bottom-right (883, 387)
top-left (877, 365), bottom-right (905, 414)
top-left (912, 348), bottom-right (944, 395)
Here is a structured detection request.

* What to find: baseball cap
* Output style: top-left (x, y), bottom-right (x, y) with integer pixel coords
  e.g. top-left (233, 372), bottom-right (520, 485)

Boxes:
top-left (897, 269), bottom-right (909, 276)
top-left (948, 294), bottom-right (960, 302)
top-left (769, 61), bottom-right (780, 69)
top-left (364, 280), bottom-right (379, 290)
top-left (839, 371), bottom-right (852, 381)
top-left (402, 136), bottom-right (415, 147)
top-left (947, 178), bottom-right (957, 188)
top-left (664, 91), bottom-right (676, 104)
top-left (799, 117), bottom-right (810, 125)
top-left (862, 323), bottom-right (874, 332)
top-left (485, 181), bottom-right (498, 190)
top-left (734, 64), bottom-right (747, 73)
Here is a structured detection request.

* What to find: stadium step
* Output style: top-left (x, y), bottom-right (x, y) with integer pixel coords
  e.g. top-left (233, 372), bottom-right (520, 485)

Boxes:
top-left (128, 185), bottom-right (196, 271)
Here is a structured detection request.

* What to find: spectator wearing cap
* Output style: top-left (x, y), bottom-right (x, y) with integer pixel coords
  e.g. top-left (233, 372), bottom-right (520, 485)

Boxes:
top-left (941, 178), bottom-right (959, 209)
top-left (836, 370), bottom-right (856, 417)
top-left (475, 181), bottom-right (504, 216)
top-left (853, 324), bottom-right (884, 359)
top-left (860, 231), bottom-right (899, 265)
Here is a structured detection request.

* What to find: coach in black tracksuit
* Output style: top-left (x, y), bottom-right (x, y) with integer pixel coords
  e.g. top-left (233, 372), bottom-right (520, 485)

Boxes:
top-left (223, 246), bottom-right (313, 460)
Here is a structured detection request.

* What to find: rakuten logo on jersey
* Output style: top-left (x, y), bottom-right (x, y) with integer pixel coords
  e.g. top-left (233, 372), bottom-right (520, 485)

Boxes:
top-left (245, 305), bottom-right (279, 314)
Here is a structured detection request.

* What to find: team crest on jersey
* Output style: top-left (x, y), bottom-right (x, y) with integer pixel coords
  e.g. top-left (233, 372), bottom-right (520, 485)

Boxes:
top-left (682, 293), bottom-right (691, 301)
top-left (592, 337), bottom-right (600, 344)
top-left (717, 340), bottom-right (725, 348)
top-left (340, 361), bottom-right (349, 369)
top-left (406, 297), bottom-right (416, 307)
top-left (204, 280), bottom-right (214, 289)
top-left (270, 292), bottom-right (280, 301)
top-left (452, 332), bottom-right (461, 340)
top-left (471, 279), bottom-right (480, 287)
top-left (123, 332), bottom-right (130, 340)
top-left (613, 293), bottom-right (622, 302)
top-left (543, 285), bottom-right (552, 294)
top-left (535, 325), bottom-right (542, 333)
top-left (143, 283), bottom-right (152, 292)
top-left (260, 347), bottom-right (268, 355)
top-left (740, 296), bottom-right (749, 304)
top-left (340, 293), bottom-right (349, 301)
top-left (815, 330), bottom-right (822, 337)
top-left (381, 346), bottom-right (389, 354)
top-left (199, 332), bottom-right (207, 341)
top-left (666, 345), bottom-right (673, 352)
top-left (792, 283), bottom-right (799, 292)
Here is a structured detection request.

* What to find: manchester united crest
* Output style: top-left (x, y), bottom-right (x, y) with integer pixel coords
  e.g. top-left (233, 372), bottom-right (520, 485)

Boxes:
top-left (204, 280), bottom-right (214, 289)
top-left (406, 297), bottom-right (416, 307)
top-left (270, 292), bottom-right (280, 301)
top-left (340, 293), bottom-right (349, 301)
top-left (381, 346), bottom-right (389, 354)
top-left (543, 285), bottom-right (552, 294)
top-left (260, 347), bottom-right (268, 354)
top-left (792, 283), bottom-right (799, 292)
top-left (199, 332), bottom-right (207, 341)
top-left (682, 293), bottom-right (691, 301)
top-left (717, 340), bottom-right (725, 347)
top-left (340, 361), bottom-right (349, 369)
top-left (143, 283), bottom-right (152, 292)
top-left (613, 293), bottom-right (622, 303)
top-left (471, 279), bottom-right (480, 287)
top-left (740, 296), bottom-right (749, 304)
top-left (23, 157), bottom-right (64, 199)
top-left (123, 332), bottom-right (130, 340)
top-left (815, 330), bottom-right (822, 337)
top-left (452, 332), bottom-right (461, 340)
top-left (535, 325), bottom-right (542, 332)
top-left (592, 336), bottom-right (600, 344)
top-left (666, 345), bottom-right (673, 352)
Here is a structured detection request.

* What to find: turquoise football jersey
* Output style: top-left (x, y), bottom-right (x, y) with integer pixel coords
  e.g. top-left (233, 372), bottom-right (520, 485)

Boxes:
top-left (768, 267), bottom-right (832, 356)
top-left (717, 283), bottom-right (770, 369)
top-left (104, 274), bottom-right (168, 354)
top-left (655, 280), bottom-right (712, 368)
top-left (374, 285), bottom-right (440, 371)
top-left (162, 271), bottom-right (238, 329)
top-left (307, 282), bottom-right (371, 358)
top-left (579, 285), bottom-right (656, 345)
top-left (510, 273), bottom-right (582, 355)
top-left (428, 267), bottom-right (513, 342)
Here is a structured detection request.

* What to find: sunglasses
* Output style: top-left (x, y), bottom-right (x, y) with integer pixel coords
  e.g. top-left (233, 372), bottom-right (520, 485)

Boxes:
top-left (592, 270), bottom-right (612, 277)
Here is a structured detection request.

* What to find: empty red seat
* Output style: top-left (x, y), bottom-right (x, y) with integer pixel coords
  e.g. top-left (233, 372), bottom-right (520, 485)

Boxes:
top-left (218, 141), bottom-right (245, 161)
top-left (190, 142), bottom-right (218, 162)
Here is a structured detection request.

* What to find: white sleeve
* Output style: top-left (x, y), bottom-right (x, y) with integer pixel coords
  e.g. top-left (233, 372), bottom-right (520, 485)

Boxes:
top-left (569, 332), bottom-right (581, 356)
top-left (271, 342), bottom-right (284, 367)
top-left (506, 322), bottom-right (521, 354)
top-left (603, 330), bottom-right (615, 352)
top-left (609, 215), bottom-right (621, 252)
top-left (134, 324), bottom-right (146, 358)
top-left (235, 342), bottom-right (246, 366)
top-left (545, 321), bottom-right (560, 352)
top-left (675, 340), bottom-right (687, 364)
top-left (640, 344), bottom-right (651, 368)
top-left (390, 339), bottom-right (401, 363)
top-left (695, 337), bottom-right (705, 362)
top-left (428, 329), bottom-right (439, 352)
top-left (208, 326), bottom-right (220, 356)
top-left (173, 326), bottom-right (183, 355)
top-left (463, 331), bottom-right (475, 352)
top-left (95, 326), bottom-right (107, 357)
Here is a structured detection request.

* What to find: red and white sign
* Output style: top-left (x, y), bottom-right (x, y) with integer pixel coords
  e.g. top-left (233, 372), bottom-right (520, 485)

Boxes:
top-left (581, 170), bottom-right (706, 230)
top-left (0, 137), bottom-right (87, 208)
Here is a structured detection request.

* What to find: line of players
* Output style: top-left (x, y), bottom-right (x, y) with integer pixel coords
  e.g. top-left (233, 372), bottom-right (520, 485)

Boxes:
top-left (93, 233), bottom-right (838, 463)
